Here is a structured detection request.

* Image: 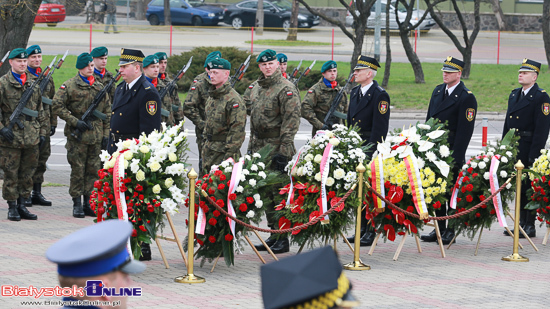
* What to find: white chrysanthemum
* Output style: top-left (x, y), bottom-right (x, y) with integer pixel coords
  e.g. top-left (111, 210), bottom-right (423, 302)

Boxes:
top-left (426, 151), bottom-right (437, 162)
top-left (439, 145), bottom-right (450, 158)
top-left (488, 147), bottom-right (496, 153)
top-left (501, 156), bottom-right (508, 163)
top-left (315, 173), bottom-right (322, 182)
top-left (470, 161), bottom-right (478, 168)
top-left (500, 170), bottom-right (508, 178)
top-left (333, 168), bottom-right (346, 180)
top-left (483, 157), bottom-right (489, 162)
top-left (253, 193), bottom-right (260, 201)
top-left (478, 161), bottom-right (487, 169)
top-left (326, 177), bottom-right (335, 186)
top-left (242, 169), bottom-right (250, 175)
top-left (236, 186), bottom-right (244, 193)
top-left (416, 157), bottom-right (425, 169)
top-left (487, 152), bottom-right (494, 157)
top-left (251, 164), bottom-right (258, 171)
top-left (462, 164), bottom-right (469, 170)
top-left (500, 145), bottom-right (506, 150)
top-left (245, 154), bottom-right (251, 161)
top-left (249, 179), bottom-right (257, 186)
top-left (417, 124), bottom-right (431, 130)
top-left (314, 154), bottom-right (323, 163)
top-left (224, 166), bottom-right (233, 173)
top-left (258, 162), bottom-right (265, 169)
top-left (130, 159), bottom-right (140, 173)
top-left (210, 165), bottom-right (219, 173)
top-left (220, 160), bottom-right (230, 168)
top-left (161, 198), bottom-right (178, 215)
top-left (246, 210), bottom-right (255, 218)
top-left (240, 174), bottom-right (246, 182)
top-left (506, 151), bottom-right (512, 157)
top-left (253, 153), bottom-right (261, 158)
top-left (483, 172), bottom-right (490, 180)
top-left (258, 171), bottom-right (267, 179)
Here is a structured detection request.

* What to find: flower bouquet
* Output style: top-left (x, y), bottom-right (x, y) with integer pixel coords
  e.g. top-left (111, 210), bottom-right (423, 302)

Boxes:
top-left (189, 146), bottom-right (286, 267)
top-left (275, 124), bottom-right (367, 247)
top-left (448, 129), bottom-right (518, 239)
top-left (366, 119), bottom-right (454, 241)
top-left (90, 122), bottom-right (190, 259)
top-left (526, 149), bottom-right (550, 227)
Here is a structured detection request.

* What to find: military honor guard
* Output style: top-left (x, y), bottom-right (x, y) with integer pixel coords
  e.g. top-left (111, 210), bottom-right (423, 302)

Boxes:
top-left (0, 49), bottom-right (46, 221)
top-left (276, 53), bottom-right (288, 79)
top-left (46, 220), bottom-right (146, 308)
top-left (301, 60), bottom-right (348, 136)
top-left (52, 53), bottom-right (111, 218)
top-left (202, 57), bottom-right (246, 173)
top-left (249, 49), bottom-right (301, 254)
top-left (26, 45), bottom-right (56, 206)
top-left (142, 55), bottom-right (175, 126)
top-left (91, 46), bottom-right (116, 102)
top-left (155, 52), bottom-right (172, 83)
top-left (345, 55), bottom-right (390, 246)
top-left (155, 51), bottom-right (184, 125)
top-left (422, 56), bottom-right (477, 244)
top-left (502, 59), bottom-right (550, 238)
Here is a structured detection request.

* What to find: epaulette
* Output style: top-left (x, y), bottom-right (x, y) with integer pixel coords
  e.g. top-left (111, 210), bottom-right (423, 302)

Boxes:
top-left (351, 84), bottom-right (360, 91)
top-left (378, 85), bottom-right (385, 92)
top-left (539, 88), bottom-right (546, 93)
top-left (467, 91), bottom-right (472, 94)
top-left (144, 86), bottom-right (151, 90)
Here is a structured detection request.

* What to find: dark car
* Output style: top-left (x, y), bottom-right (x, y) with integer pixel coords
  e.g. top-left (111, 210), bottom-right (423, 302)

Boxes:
top-left (223, 0), bottom-right (320, 31)
top-left (146, 0), bottom-right (224, 26)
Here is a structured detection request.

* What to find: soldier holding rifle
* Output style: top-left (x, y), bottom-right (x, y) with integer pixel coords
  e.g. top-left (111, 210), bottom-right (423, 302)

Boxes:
top-left (155, 51), bottom-right (185, 125)
top-left (143, 55), bottom-right (175, 126)
top-left (92, 46), bottom-right (116, 103)
top-left (0, 48), bottom-right (49, 221)
top-left (52, 53), bottom-right (111, 218)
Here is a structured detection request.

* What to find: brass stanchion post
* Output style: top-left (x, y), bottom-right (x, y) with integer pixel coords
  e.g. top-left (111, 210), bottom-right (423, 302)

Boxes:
top-left (502, 161), bottom-right (529, 262)
top-left (344, 162), bottom-right (371, 270)
top-left (175, 168), bottom-right (206, 283)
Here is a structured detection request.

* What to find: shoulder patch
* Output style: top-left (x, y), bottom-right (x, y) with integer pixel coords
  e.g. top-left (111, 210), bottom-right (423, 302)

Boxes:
top-left (466, 108), bottom-right (475, 122)
top-left (379, 101), bottom-right (389, 114)
top-left (542, 103), bottom-right (550, 116)
top-left (232, 103), bottom-right (240, 108)
top-left (248, 84), bottom-right (254, 89)
top-left (541, 89), bottom-right (546, 93)
top-left (286, 91), bottom-right (293, 96)
top-left (308, 90), bottom-right (313, 93)
top-left (191, 86), bottom-right (196, 90)
top-left (146, 101), bottom-right (157, 115)
top-left (60, 84), bottom-right (66, 89)
top-left (193, 79), bottom-right (198, 83)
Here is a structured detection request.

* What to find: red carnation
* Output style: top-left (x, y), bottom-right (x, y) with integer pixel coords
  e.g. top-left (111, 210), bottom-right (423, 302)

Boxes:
top-left (139, 194), bottom-right (144, 201)
top-left (208, 178), bottom-right (213, 183)
top-left (406, 206), bottom-right (415, 213)
top-left (201, 182), bottom-right (208, 190)
top-left (328, 191), bottom-right (336, 199)
top-left (475, 213), bottom-right (481, 218)
top-left (197, 239), bottom-right (204, 246)
top-left (463, 176), bottom-right (470, 183)
top-left (461, 187), bottom-right (467, 194)
top-left (229, 193), bottom-right (237, 200)
top-left (239, 203), bottom-right (247, 212)
top-left (208, 218), bottom-right (217, 226)
top-left (472, 173), bottom-right (478, 178)
top-left (490, 209), bottom-right (496, 215)
top-left (466, 195), bottom-right (473, 203)
top-left (208, 188), bottom-right (215, 195)
top-left (220, 174), bottom-right (227, 181)
top-left (216, 199), bottom-right (225, 208)
top-left (467, 167), bottom-right (474, 174)
top-left (466, 184), bottom-right (474, 192)
top-left (135, 184), bottom-right (143, 192)
top-left (94, 180), bottom-right (102, 189)
top-left (131, 229), bottom-right (137, 237)
top-left (139, 225), bottom-right (147, 232)
top-left (479, 195), bottom-right (486, 202)
top-left (213, 210), bottom-right (220, 217)
top-left (218, 183), bottom-right (225, 190)
top-left (225, 234), bottom-right (234, 241)
top-left (147, 205), bottom-right (154, 212)
top-left (433, 201), bottom-right (441, 209)
top-left (384, 181), bottom-right (391, 188)
top-left (214, 170), bottom-right (223, 177)
top-left (246, 197), bottom-right (254, 204)
top-left (209, 236), bottom-right (216, 243)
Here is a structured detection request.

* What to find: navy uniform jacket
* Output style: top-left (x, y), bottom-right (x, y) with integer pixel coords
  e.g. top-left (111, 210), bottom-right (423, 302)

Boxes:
top-left (347, 80), bottom-right (390, 159)
top-left (502, 83), bottom-right (550, 165)
top-left (107, 75), bottom-right (161, 153)
top-left (426, 81), bottom-right (477, 168)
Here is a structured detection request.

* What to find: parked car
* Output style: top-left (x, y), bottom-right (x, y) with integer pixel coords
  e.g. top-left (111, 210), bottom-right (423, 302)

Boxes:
top-left (223, 0), bottom-right (320, 31)
top-left (146, 0), bottom-right (224, 26)
top-left (345, 0), bottom-right (436, 32)
top-left (34, 0), bottom-right (66, 27)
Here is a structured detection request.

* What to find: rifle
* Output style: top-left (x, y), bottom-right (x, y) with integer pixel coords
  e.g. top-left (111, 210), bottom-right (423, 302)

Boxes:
top-left (321, 72), bottom-right (355, 130)
top-left (0, 51), bottom-right (9, 68)
top-left (290, 59), bottom-right (302, 82)
top-left (40, 50), bottom-right (68, 106)
top-left (230, 54), bottom-right (251, 88)
top-left (71, 71), bottom-right (121, 141)
top-left (293, 60), bottom-right (316, 87)
top-left (5, 57), bottom-right (55, 132)
top-left (159, 56), bottom-right (192, 100)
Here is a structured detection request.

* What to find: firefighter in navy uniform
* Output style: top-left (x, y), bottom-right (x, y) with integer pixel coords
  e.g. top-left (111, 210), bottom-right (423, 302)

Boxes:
top-left (345, 55), bottom-right (390, 246)
top-left (422, 56), bottom-right (478, 245)
top-left (502, 59), bottom-right (550, 238)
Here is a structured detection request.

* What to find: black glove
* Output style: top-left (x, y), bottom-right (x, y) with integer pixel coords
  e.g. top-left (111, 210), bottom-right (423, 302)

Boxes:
top-left (101, 137), bottom-right (109, 149)
top-left (76, 120), bottom-right (92, 132)
top-left (321, 121), bottom-right (332, 131)
top-left (272, 154), bottom-right (288, 173)
top-left (39, 136), bottom-right (46, 150)
top-left (0, 127), bottom-right (14, 142)
top-left (50, 126), bottom-right (56, 136)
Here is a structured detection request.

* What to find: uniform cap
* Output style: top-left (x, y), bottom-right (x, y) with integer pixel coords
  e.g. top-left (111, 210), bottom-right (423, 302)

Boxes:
top-left (143, 55), bottom-right (160, 68)
top-left (354, 55), bottom-right (380, 71)
top-left (321, 60), bottom-right (337, 73)
top-left (261, 246), bottom-right (359, 309)
top-left (91, 46), bottom-right (108, 58)
top-left (46, 220), bottom-right (146, 278)
top-left (26, 45), bottom-right (42, 56)
top-left (9, 48), bottom-right (28, 59)
top-left (276, 53), bottom-right (288, 63)
top-left (257, 49), bottom-right (277, 63)
top-left (76, 53), bottom-right (94, 69)
top-left (119, 48), bottom-right (145, 66)
top-left (204, 51), bottom-right (222, 68)
top-left (441, 56), bottom-right (464, 72)
top-left (207, 57), bottom-right (231, 70)
top-left (519, 58), bottom-right (541, 74)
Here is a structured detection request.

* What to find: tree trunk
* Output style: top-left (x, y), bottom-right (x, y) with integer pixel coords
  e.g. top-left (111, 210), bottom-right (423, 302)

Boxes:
top-left (486, 0), bottom-right (507, 31)
top-left (396, 0), bottom-right (424, 83)
top-left (136, 0), bottom-right (145, 20)
top-left (0, 0), bottom-right (42, 76)
top-left (164, 0), bottom-right (171, 25)
top-left (543, 0), bottom-right (550, 71)
top-left (256, 0), bottom-right (264, 35)
top-left (382, 1), bottom-right (391, 88)
top-left (286, 0), bottom-right (299, 41)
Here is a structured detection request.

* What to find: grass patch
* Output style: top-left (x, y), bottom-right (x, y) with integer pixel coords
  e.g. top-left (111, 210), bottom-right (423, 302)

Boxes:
top-left (43, 182), bottom-right (67, 187)
top-left (245, 39), bottom-right (338, 46)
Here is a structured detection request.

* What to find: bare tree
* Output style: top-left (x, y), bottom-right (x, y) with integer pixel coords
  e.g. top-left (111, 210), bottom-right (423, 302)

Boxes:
top-left (424, 0), bottom-right (481, 79)
top-left (136, 0), bottom-right (145, 20)
top-left (484, 0), bottom-right (507, 31)
top-left (297, 0), bottom-right (375, 72)
top-left (286, 0), bottom-right (299, 41)
top-left (256, 0), bottom-right (264, 35)
top-left (164, 0), bottom-right (172, 25)
top-left (382, 0), bottom-right (391, 88)
top-left (543, 0), bottom-right (550, 71)
top-left (0, 0), bottom-right (42, 76)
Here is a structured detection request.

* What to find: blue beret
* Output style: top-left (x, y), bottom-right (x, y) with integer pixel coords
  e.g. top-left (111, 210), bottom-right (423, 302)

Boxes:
top-left (76, 53), bottom-right (93, 69)
top-left (321, 60), bottom-right (337, 73)
top-left (9, 48), bottom-right (28, 59)
top-left (91, 46), bottom-right (108, 58)
top-left (46, 220), bottom-right (146, 278)
top-left (257, 49), bottom-right (277, 63)
top-left (143, 55), bottom-right (159, 68)
top-left (276, 53), bottom-right (288, 63)
top-left (154, 52), bottom-right (167, 61)
top-left (26, 45), bottom-right (42, 56)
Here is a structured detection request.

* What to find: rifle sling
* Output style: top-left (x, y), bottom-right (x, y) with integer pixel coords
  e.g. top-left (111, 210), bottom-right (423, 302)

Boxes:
top-left (332, 111), bottom-right (347, 120)
top-left (22, 108), bottom-right (39, 118)
top-left (161, 108), bottom-right (170, 117)
top-left (92, 110), bottom-right (107, 120)
top-left (42, 96), bottom-right (53, 106)
top-left (172, 104), bottom-right (179, 112)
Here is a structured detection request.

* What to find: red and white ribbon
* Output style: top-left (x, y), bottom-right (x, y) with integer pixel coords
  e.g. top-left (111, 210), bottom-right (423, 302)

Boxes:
top-left (195, 200), bottom-right (206, 235)
top-left (227, 157), bottom-right (244, 237)
top-left (286, 144), bottom-right (307, 207)
top-left (319, 138), bottom-right (333, 222)
top-left (113, 154), bottom-right (133, 259)
top-left (489, 156), bottom-right (508, 227)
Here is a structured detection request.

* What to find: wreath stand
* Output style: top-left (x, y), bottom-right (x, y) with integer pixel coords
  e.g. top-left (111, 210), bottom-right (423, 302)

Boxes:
top-left (155, 211), bottom-right (189, 269)
top-left (543, 227), bottom-right (550, 245)
top-left (505, 210), bottom-right (538, 252)
top-left (367, 231), bottom-right (423, 261)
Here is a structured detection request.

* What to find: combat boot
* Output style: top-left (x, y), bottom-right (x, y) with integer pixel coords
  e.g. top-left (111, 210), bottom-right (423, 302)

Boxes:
top-left (82, 195), bottom-right (96, 217)
top-left (7, 201), bottom-right (20, 221)
top-left (17, 197), bottom-right (37, 220)
top-left (73, 197), bottom-right (85, 218)
top-left (31, 183), bottom-right (52, 206)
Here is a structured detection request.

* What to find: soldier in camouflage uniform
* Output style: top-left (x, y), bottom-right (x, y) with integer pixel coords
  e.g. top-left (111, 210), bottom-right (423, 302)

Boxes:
top-left (0, 48), bottom-right (46, 221)
top-left (92, 46), bottom-right (116, 104)
top-left (184, 51), bottom-right (221, 170)
top-left (53, 53), bottom-right (111, 218)
top-left (301, 60), bottom-right (348, 136)
top-left (202, 58), bottom-right (246, 173)
top-left (143, 55), bottom-right (175, 126)
top-left (26, 45), bottom-right (57, 206)
top-left (155, 52), bottom-right (184, 125)
top-left (276, 53), bottom-right (289, 80)
top-left (248, 49), bottom-right (301, 254)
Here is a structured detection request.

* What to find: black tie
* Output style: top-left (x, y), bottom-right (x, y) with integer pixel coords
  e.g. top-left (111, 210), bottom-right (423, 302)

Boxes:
top-left (444, 89), bottom-right (449, 99)
top-left (359, 91), bottom-right (363, 101)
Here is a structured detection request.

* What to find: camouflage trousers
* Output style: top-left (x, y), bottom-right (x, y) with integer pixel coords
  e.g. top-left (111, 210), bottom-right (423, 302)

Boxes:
top-left (32, 134), bottom-right (51, 184)
top-left (201, 142), bottom-right (239, 176)
top-left (66, 139), bottom-right (101, 198)
top-left (0, 145), bottom-right (39, 201)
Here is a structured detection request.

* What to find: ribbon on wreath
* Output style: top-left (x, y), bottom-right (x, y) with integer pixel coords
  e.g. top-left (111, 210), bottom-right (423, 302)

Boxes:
top-left (195, 197), bottom-right (206, 235)
top-left (370, 155), bottom-right (386, 211)
top-left (286, 142), bottom-right (307, 207)
top-left (226, 157), bottom-right (244, 237)
top-left (489, 156), bottom-right (508, 227)
top-left (319, 134), bottom-right (334, 223)
top-left (403, 153), bottom-right (429, 220)
top-left (113, 153), bottom-right (133, 259)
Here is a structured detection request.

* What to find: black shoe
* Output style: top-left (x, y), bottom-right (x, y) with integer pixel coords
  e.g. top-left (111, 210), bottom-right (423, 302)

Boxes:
top-left (519, 225), bottom-right (536, 238)
top-left (31, 183), bottom-right (52, 206)
top-left (7, 201), bottom-right (20, 221)
top-left (72, 197), bottom-right (85, 218)
top-left (359, 230), bottom-right (376, 247)
top-left (254, 235), bottom-right (278, 251)
top-left (345, 227), bottom-right (367, 243)
top-left (270, 238), bottom-right (289, 254)
top-left (441, 229), bottom-right (456, 245)
top-left (420, 229), bottom-right (439, 242)
top-left (139, 243), bottom-right (152, 261)
top-left (17, 197), bottom-right (37, 220)
top-left (82, 195), bottom-right (95, 217)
